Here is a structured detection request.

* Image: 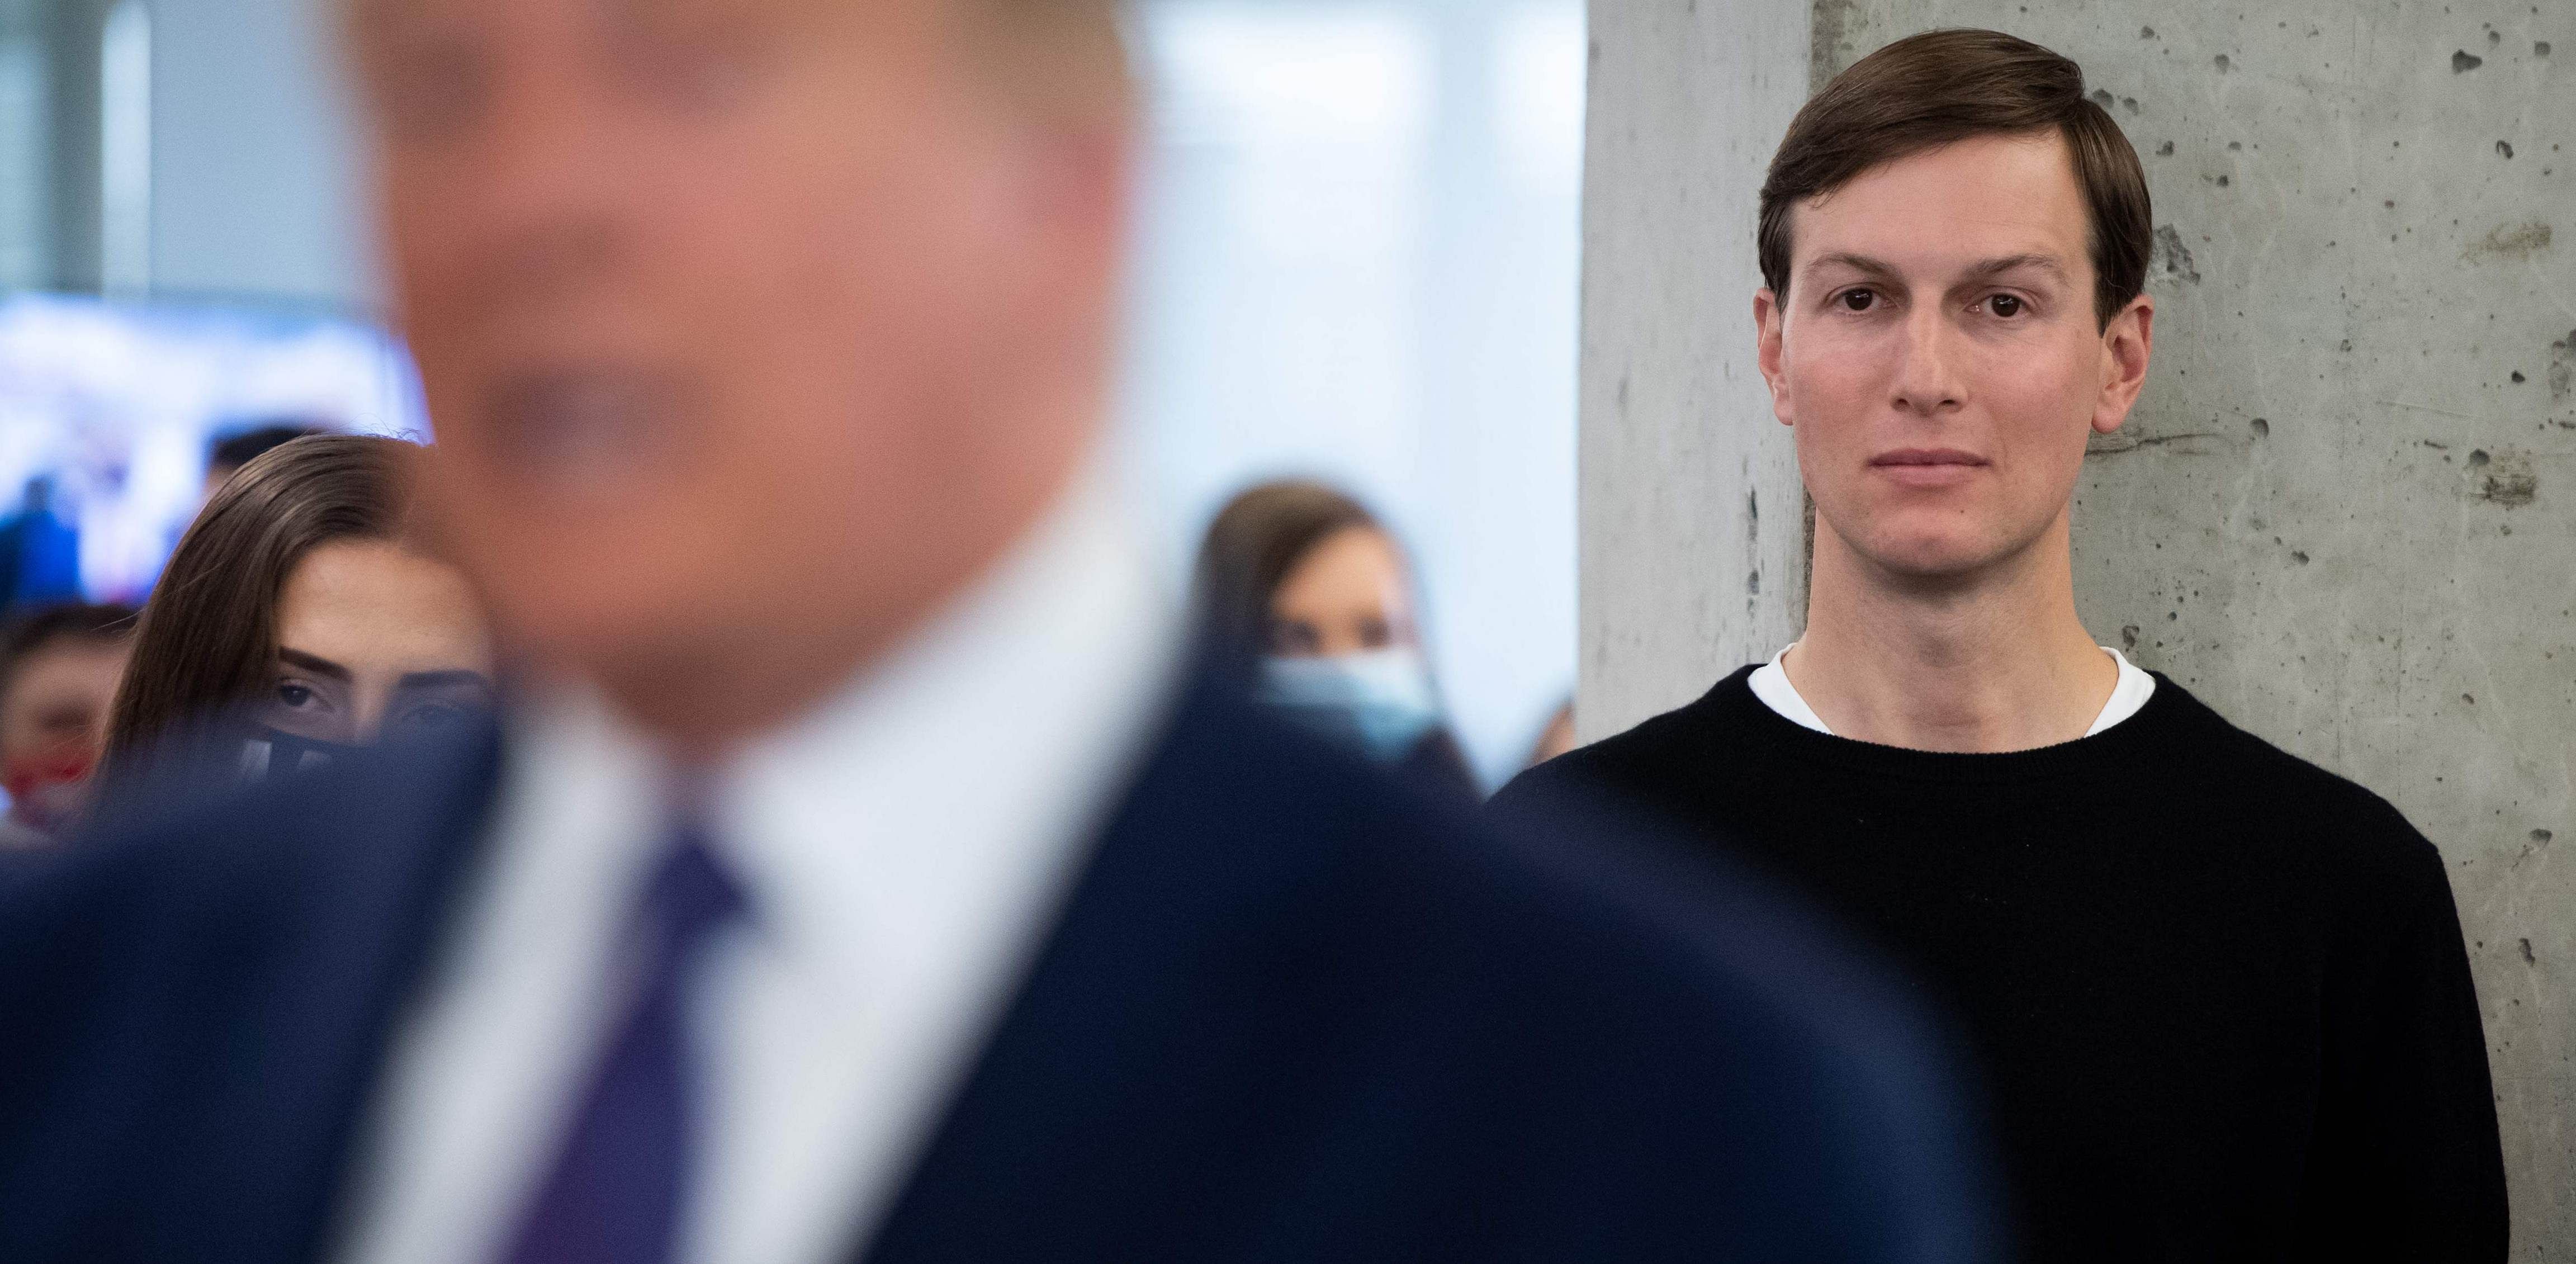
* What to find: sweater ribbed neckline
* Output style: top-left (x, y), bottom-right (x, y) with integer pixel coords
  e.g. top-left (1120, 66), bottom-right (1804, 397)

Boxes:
top-left (1697, 664), bottom-right (2208, 787)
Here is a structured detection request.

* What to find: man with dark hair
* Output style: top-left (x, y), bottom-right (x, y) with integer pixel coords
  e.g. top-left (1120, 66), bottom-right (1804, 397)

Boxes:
top-left (0, 603), bottom-right (135, 849)
top-left (0, 3), bottom-right (2001, 1262)
top-left (1501, 27), bottom-right (2506, 1261)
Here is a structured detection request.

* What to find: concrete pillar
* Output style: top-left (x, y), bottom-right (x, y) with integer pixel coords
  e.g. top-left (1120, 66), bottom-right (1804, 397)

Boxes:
top-left (1581, 0), bottom-right (2573, 1253)
top-left (1579, 0), bottom-right (1811, 739)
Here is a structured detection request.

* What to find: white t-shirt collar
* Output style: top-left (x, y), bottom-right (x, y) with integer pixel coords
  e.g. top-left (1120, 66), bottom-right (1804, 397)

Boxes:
top-left (1748, 643), bottom-right (2156, 741)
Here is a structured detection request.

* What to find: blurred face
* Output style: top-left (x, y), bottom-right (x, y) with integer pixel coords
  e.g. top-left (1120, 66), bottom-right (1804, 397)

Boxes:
top-left (266, 541), bottom-right (497, 745)
top-left (1269, 527), bottom-right (1415, 659)
top-left (0, 637), bottom-right (130, 828)
top-left (354, 0), bottom-right (1130, 740)
top-left (1756, 131), bottom-right (2152, 580)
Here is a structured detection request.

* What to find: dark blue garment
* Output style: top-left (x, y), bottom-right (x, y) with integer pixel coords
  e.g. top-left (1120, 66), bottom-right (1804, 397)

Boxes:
top-left (0, 504), bottom-right (83, 613)
top-left (496, 834), bottom-right (744, 1264)
top-left (0, 677), bottom-right (2005, 1263)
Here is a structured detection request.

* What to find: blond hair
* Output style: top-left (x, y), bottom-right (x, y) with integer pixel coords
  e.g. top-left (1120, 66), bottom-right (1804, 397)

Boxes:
top-left (960, 0), bottom-right (1136, 120)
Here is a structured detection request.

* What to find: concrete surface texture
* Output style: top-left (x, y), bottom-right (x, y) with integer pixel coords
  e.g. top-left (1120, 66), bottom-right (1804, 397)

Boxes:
top-left (1583, 0), bottom-right (2572, 1252)
top-left (1578, 0), bottom-right (1813, 740)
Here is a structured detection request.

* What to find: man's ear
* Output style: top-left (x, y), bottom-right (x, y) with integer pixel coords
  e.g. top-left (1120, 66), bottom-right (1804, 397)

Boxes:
top-left (1024, 121), bottom-right (1134, 262)
top-left (1755, 288), bottom-right (1793, 427)
top-left (2092, 293), bottom-right (2154, 435)
top-left (995, 119), bottom-right (1135, 345)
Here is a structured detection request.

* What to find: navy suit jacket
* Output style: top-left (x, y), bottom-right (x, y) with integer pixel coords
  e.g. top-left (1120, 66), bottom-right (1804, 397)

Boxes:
top-left (0, 679), bottom-right (2002, 1262)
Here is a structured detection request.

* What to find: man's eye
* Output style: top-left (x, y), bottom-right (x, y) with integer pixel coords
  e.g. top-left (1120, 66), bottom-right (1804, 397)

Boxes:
top-left (367, 42), bottom-right (493, 142)
top-left (1984, 293), bottom-right (2025, 318)
top-left (1837, 289), bottom-right (1877, 312)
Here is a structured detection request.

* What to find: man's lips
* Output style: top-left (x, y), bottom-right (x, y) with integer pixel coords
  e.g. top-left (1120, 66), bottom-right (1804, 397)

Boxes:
top-left (1869, 448), bottom-right (1988, 487)
top-left (478, 366), bottom-right (698, 498)
top-left (1869, 447), bottom-right (1988, 467)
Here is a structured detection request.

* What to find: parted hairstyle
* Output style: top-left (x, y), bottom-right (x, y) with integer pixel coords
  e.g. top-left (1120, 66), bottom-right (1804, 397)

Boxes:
top-left (1190, 480), bottom-right (1384, 679)
top-left (104, 434), bottom-right (432, 776)
top-left (1758, 28), bottom-right (2153, 329)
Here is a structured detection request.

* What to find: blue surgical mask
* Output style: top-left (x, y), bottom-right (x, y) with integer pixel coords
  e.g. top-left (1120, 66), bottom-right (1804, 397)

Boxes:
top-left (1259, 647), bottom-right (1443, 764)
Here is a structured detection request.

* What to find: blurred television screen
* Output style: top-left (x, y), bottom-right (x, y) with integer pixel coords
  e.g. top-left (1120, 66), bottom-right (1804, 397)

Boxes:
top-left (0, 291), bottom-right (425, 609)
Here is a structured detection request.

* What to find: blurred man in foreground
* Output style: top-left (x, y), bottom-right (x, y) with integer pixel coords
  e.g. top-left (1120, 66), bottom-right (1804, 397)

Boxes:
top-left (0, 3), bottom-right (1999, 1261)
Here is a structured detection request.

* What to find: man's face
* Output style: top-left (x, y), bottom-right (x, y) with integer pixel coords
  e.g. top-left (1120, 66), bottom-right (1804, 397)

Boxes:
top-left (354, 0), bottom-right (1126, 726)
top-left (1756, 131), bottom-right (2152, 580)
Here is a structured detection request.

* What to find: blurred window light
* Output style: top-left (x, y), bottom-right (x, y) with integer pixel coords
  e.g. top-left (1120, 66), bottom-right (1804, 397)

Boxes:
top-left (0, 0), bottom-right (45, 290)
top-left (1145, 3), bottom-right (1433, 260)
top-left (100, 0), bottom-right (152, 296)
top-left (1150, 4), bottom-right (1434, 149)
top-left (1494, 1), bottom-right (1585, 188)
top-left (0, 293), bottom-right (425, 604)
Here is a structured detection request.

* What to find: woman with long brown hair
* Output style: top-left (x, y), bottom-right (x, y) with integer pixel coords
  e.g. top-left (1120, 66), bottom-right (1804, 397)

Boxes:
top-left (103, 434), bottom-right (495, 789)
top-left (1192, 479), bottom-right (1477, 797)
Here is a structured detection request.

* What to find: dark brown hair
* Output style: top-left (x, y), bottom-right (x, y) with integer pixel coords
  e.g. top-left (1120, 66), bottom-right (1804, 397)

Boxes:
top-left (1190, 480), bottom-right (1385, 675)
top-left (1758, 29), bottom-right (2153, 328)
top-left (104, 434), bottom-right (429, 776)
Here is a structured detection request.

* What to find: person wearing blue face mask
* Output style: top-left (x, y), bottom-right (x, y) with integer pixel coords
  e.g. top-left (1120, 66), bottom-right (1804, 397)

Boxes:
top-left (1193, 480), bottom-right (1478, 797)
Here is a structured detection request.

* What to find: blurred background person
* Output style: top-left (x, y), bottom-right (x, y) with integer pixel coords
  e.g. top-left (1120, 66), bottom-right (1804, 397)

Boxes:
top-left (103, 433), bottom-right (494, 790)
top-left (0, 603), bottom-right (136, 849)
top-left (1193, 480), bottom-right (1476, 796)
top-left (0, 478), bottom-right (85, 619)
top-left (202, 422), bottom-right (330, 504)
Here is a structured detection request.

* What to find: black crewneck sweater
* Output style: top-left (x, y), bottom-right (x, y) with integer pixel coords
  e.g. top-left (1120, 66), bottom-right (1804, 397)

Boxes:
top-left (1495, 667), bottom-right (2507, 1262)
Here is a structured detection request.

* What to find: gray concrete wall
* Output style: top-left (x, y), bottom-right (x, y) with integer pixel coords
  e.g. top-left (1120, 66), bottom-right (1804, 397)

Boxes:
top-left (1578, 0), bottom-right (1812, 740)
top-left (1583, 0), bottom-right (2573, 1253)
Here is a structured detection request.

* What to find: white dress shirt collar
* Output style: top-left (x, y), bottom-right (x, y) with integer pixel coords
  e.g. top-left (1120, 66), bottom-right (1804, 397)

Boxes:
top-left (704, 458), bottom-right (1185, 1032)
top-left (336, 460), bottom-right (1185, 1264)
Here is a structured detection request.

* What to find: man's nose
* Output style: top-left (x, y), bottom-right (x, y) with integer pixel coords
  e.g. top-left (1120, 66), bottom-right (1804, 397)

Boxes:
top-left (1888, 306), bottom-right (1967, 416)
top-left (432, 65), bottom-right (629, 311)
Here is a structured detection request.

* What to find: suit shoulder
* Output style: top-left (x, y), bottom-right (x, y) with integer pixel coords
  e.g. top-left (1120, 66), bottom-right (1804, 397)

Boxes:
top-left (1146, 689), bottom-right (1915, 1038)
top-left (0, 726), bottom-right (500, 1011)
top-left (1102, 694), bottom-right (2003, 1252)
top-left (1204, 696), bottom-right (1967, 1110)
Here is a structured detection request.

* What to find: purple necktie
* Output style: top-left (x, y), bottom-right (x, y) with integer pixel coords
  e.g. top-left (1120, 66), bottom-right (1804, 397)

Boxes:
top-left (496, 832), bottom-right (746, 1264)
